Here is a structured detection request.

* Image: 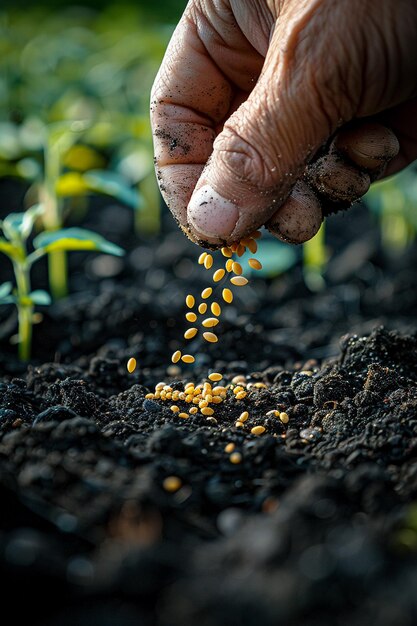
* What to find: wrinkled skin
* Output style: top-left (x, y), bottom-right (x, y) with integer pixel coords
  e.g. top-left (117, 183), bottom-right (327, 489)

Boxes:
top-left (151, 0), bottom-right (417, 247)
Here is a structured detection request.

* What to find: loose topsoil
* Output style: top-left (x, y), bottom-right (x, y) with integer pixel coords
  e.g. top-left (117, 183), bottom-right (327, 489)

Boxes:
top-left (1, 179), bottom-right (417, 625)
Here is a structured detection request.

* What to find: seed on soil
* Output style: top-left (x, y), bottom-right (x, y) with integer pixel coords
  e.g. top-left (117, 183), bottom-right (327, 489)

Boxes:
top-left (266, 409), bottom-right (280, 417)
top-left (186, 295), bottom-right (195, 308)
top-left (208, 372), bottom-right (222, 382)
top-left (145, 393), bottom-right (154, 399)
top-left (221, 247), bottom-right (233, 257)
top-left (232, 261), bottom-right (243, 275)
top-left (163, 476), bottom-right (182, 492)
top-left (254, 382), bottom-right (267, 389)
top-left (222, 288), bottom-right (233, 303)
top-left (225, 442), bottom-right (235, 453)
top-left (178, 412), bottom-right (189, 419)
top-left (202, 317), bottom-right (219, 328)
top-left (204, 254), bottom-right (213, 269)
top-left (211, 302), bottom-right (221, 316)
top-left (235, 421), bottom-right (244, 428)
top-left (127, 357), bottom-right (137, 373)
top-left (251, 425), bottom-right (266, 435)
top-left (181, 354), bottom-right (195, 364)
top-left (198, 303), bottom-right (207, 314)
top-left (248, 258), bottom-right (262, 270)
top-left (232, 375), bottom-right (246, 384)
top-left (202, 287), bottom-right (212, 299)
top-left (201, 407), bottom-right (214, 416)
top-left (231, 276), bottom-right (248, 286)
top-left (198, 252), bottom-right (208, 265)
top-left (186, 312), bottom-right (197, 322)
top-left (171, 405), bottom-right (179, 413)
top-left (239, 411), bottom-right (249, 422)
top-left (280, 412), bottom-right (289, 424)
top-left (225, 259), bottom-right (234, 272)
top-left (203, 332), bottom-right (218, 343)
top-left (213, 268), bottom-right (225, 282)
top-left (235, 391), bottom-right (247, 400)
top-left (229, 452), bottom-right (242, 464)
top-left (184, 328), bottom-right (198, 340)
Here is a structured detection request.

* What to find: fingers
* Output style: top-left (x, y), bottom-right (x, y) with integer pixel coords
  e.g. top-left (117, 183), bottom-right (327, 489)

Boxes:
top-left (267, 181), bottom-right (323, 244)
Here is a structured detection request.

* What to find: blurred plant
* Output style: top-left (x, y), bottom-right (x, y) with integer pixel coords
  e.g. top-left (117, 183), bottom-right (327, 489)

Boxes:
top-left (0, 204), bottom-right (123, 360)
top-left (303, 223), bottom-right (327, 291)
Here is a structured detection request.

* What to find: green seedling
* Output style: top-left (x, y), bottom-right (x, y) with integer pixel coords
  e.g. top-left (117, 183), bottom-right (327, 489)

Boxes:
top-left (303, 223), bottom-right (327, 291)
top-left (0, 204), bottom-right (124, 361)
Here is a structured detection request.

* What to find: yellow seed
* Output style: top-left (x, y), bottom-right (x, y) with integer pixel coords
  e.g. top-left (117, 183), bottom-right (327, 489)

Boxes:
top-left (251, 425), bottom-right (266, 435)
top-left (145, 393), bottom-right (154, 399)
top-left (213, 268), bottom-right (226, 282)
top-left (233, 386), bottom-right (244, 394)
top-left (236, 391), bottom-right (247, 400)
top-left (198, 303), bottom-right (208, 314)
top-left (154, 392), bottom-right (161, 399)
top-left (202, 287), bottom-right (213, 299)
top-left (280, 412), bottom-right (289, 424)
top-left (185, 382), bottom-right (194, 389)
top-left (127, 357), bottom-right (137, 373)
top-left (231, 276), bottom-right (249, 286)
top-left (155, 382), bottom-right (165, 390)
top-left (213, 386), bottom-right (227, 394)
top-left (212, 396), bottom-right (223, 404)
top-left (231, 243), bottom-right (238, 253)
top-left (190, 407), bottom-right (198, 414)
top-left (198, 252), bottom-right (208, 265)
top-left (204, 254), bottom-right (213, 269)
top-left (254, 382), bottom-right (267, 389)
top-left (221, 247), bottom-right (233, 258)
top-left (247, 239), bottom-right (258, 254)
top-left (184, 328), bottom-right (198, 340)
top-left (205, 393), bottom-right (213, 403)
top-left (248, 258), bottom-right (262, 270)
top-left (222, 288), bottom-right (233, 304)
top-left (225, 442), bottom-right (235, 453)
top-left (171, 350), bottom-right (181, 363)
top-left (171, 405), bottom-right (179, 413)
top-left (203, 332), bottom-right (218, 343)
top-left (239, 411), bottom-right (249, 423)
top-left (192, 397), bottom-right (200, 404)
top-left (163, 476), bottom-right (182, 492)
top-left (178, 412), bottom-right (189, 419)
top-left (232, 261), bottom-right (243, 275)
top-left (250, 230), bottom-right (262, 239)
top-left (230, 452), bottom-right (242, 464)
top-left (166, 392), bottom-right (172, 400)
top-left (172, 391), bottom-right (179, 401)
top-left (236, 244), bottom-right (245, 257)
top-left (225, 259), bottom-right (234, 272)
top-left (179, 392), bottom-right (186, 400)
top-left (202, 317), bottom-right (219, 328)
top-left (181, 354), bottom-right (195, 364)
top-left (235, 421), bottom-right (244, 428)
top-left (186, 312), bottom-right (197, 322)
top-left (186, 294), bottom-right (195, 308)
top-left (201, 407), bottom-right (214, 416)
top-left (209, 372), bottom-right (222, 382)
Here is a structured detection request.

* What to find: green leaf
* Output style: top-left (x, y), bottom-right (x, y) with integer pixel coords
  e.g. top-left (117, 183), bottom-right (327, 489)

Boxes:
top-left (2, 204), bottom-right (43, 242)
top-left (33, 227), bottom-right (124, 257)
top-left (0, 282), bottom-right (13, 300)
top-left (30, 290), bottom-right (52, 306)
top-left (83, 170), bottom-right (143, 210)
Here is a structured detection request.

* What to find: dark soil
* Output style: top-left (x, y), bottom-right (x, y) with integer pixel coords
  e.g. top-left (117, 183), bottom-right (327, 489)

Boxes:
top-left (1, 178), bottom-right (417, 625)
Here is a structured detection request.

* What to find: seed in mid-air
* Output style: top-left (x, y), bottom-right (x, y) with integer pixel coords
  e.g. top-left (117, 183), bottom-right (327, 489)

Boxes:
top-left (202, 287), bottom-right (213, 299)
top-left (225, 259), bottom-right (234, 272)
top-left (248, 258), bottom-right (262, 270)
top-left (222, 288), bottom-right (233, 303)
top-left (181, 354), bottom-right (195, 363)
top-left (247, 239), bottom-right (258, 254)
top-left (184, 328), bottom-right (198, 340)
top-left (231, 276), bottom-right (248, 286)
top-left (163, 476), bottom-right (182, 492)
top-left (198, 252), bottom-right (208, 265)
top-left (232, 261), bottom-right (243, 275)
top-left (199, 303), bottom-right (207, 314)
top-left (203, 332), bottom-right (218, 343)
top-left (204, 254), bottom-right (213, 269)
top-left (225, 442), bottom-right (235, 453)
top-left (213, 268), bottom-right (226, 282)
top-left (171, 350), bottom-right (181, 363)
top-left (186, 312), bottom-right (197, 322)
top-left (230, 452), bottom-right (242, 464)
top-left (186, 294), bottom-right (195, 308)
top-left (127, 357), bottom-right (137, 373)
top-left (221, 247), bottom-right (233, 257)
top-left (211, 302), bottom-right (221, 316)
top-left (202, 317), bottom-right (219, 328)
top-left (208, 372), bottom-right (222, 382)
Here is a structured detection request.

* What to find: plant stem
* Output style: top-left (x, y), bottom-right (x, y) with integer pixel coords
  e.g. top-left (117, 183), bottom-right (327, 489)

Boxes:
top-left (48, 249), bottom-right (68, 300)
top-left (13, 260), bottom-right (33, 361)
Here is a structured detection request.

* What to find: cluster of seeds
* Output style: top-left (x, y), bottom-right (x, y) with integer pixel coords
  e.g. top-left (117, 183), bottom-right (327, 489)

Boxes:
top-left (170, 230), bottom-right (262, 365)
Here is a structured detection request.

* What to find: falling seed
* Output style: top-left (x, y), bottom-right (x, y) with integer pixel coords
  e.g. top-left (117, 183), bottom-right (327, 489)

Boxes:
top-left (231, 276), bottom-right (248, 286)
top-left (204, 254), bottom-right (213, 269)
top-left (198, 303), bottom-right (208, 314)
top-left (239, 411), bottom-right (249, 423)
top-left (198, 252), bottom-right (208, 265)
top-left (171, 350), bottom-right (181, 363)
top-left (236, 244), bottom-right (245, 256)
top-left (127, 357), bottom-right (137, 373)
top-left (202, 287), bottom-right (213, 299)
top-left (250, 230), bottom-right (262, 239)
top-left (213, 268), bottom-right (226, 282)
top-left (225, 259), bottom-right (234, 272)
top-left (209, 372), bottom-right (222, 382)
top-left (181, 354), bottom-right (195, 364)
top-left (203, 332), bottom-right (218, 343)
top-left (225, 442), bottom-right (235, 453)
top-left (202, 317), bottom-right (219, 328)
top-left (222, 288), bottom-right (233, 304)
top-left (221, 247), bottom-right (233, 258)
top-left (232, 261), bottom-right (243, 275)
top-left (280, 412), bottom-right (289, 424)
top-left (186, 294), bottom-right (195, 308)
top-left (251, 425), bottom-right (266, 435)
top-left (178, 412), bottom-right (190, 419)
top-left (184, 328), bottom-right (198, 340)
top-left (230, 452), bottom-right (242, 464)
top-left (247, 239), bottom-right (258, 254)
top-left (163, 476), bottom-right (182, 492)
top-left (171, 405), bottom-right (179, 413)
top-left (248, 258), bottom-right (262, 270)
top-left (186, 312), bottom-right (197, 322)
top-left (211, 302), bottom-right (221, 316)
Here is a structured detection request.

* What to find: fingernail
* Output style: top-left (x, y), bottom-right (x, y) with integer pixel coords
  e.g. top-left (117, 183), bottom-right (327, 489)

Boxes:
top-left (187, 185), bottom-right (239, 239)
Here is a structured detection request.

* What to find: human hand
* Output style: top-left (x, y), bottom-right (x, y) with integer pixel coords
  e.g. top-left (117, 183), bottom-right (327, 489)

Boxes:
top-left (151, 0), bottom-right (417, 246)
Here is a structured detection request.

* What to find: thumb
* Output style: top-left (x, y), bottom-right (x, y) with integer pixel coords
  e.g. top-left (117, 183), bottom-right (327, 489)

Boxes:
top-left (186, 16), bottom-right (354, 246)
